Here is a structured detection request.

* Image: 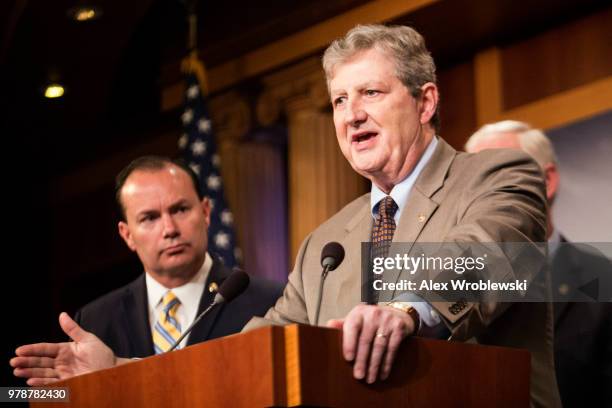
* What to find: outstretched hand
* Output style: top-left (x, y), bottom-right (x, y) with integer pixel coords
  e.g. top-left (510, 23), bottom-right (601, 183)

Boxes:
top-left (10, 312), bottom-right (116, 386)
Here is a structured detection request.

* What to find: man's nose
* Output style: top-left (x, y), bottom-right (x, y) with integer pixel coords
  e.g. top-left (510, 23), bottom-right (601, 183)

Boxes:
top-left (162, 214), bottom-right (180, 239)
top-left (344, 99), bottom-right (367, 127)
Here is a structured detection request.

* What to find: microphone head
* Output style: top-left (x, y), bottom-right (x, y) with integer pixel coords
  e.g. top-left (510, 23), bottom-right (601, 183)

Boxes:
top-left (320, 242), bottom-right (345, 271)
top-left (215, 269), bottom-right (250, 303)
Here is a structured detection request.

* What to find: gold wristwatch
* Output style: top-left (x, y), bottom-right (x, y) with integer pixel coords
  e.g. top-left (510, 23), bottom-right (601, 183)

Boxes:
top-left (387, 302), bottom-right (420, 334)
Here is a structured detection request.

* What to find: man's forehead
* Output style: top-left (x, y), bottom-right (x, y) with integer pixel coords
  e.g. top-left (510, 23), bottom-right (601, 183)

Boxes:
top-left (329, 49), bottom-right (395, 89)
top-left (127, 165), bottom-right (185, 182)
top-left (122, 166), bottom-right (192, 198)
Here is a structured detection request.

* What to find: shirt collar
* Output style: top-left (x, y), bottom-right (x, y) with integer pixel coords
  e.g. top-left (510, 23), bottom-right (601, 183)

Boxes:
top-left (146, 252), bottom-right (212, 312)
top-left (548, 228), bottom-right (561, 258)
top-left (370, 136), bottom-right (438, 224)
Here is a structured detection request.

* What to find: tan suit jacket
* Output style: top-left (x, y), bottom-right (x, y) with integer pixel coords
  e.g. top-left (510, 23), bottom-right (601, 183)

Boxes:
top-left (245, 138), bottom-right (560, 407)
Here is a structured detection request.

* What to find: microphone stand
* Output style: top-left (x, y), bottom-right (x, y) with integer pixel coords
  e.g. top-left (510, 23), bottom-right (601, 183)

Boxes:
top-left (314, 264), bottom-right (332, 326)
top-left (167, 301), bottom-right (219, 352)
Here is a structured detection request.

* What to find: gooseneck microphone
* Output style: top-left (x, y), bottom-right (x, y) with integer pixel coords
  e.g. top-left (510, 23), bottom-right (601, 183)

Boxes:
top-left (314, 242), bottom-right (345, 326)
top-left (167, 269), bottom-right (250, 352)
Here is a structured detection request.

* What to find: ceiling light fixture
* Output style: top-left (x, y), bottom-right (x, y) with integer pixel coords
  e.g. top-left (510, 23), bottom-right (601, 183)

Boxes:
top-left (67, 6), bottom-right (102, 22)
top-left (44, 84), bottom-right (65, 99)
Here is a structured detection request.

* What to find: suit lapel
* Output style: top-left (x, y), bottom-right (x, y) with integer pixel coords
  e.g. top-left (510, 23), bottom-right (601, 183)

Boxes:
top-left (186, 257), bottom-right (230, 344)
top-left (336, 202), bottom-right (374, 312)
top-left (120, 275), bottom-right (155, 357)
top-left (383, 139), bottom-right (456, 295)
top-left (401, 139), bottom-right (456, 233)
top-left (314, 196), bottom-right (372, 321)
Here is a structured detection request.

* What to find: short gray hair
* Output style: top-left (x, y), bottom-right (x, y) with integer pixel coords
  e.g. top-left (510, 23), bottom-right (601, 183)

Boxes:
top-left (465, 120), bottom-right (557, 169)
top-left (322, 24), bottom-right (439, 131)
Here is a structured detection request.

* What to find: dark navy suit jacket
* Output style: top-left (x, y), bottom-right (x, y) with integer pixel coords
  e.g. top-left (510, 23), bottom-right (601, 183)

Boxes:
top-left (552, 237), bottom-right (612, 408)
top-left (74, 257), bottom-right (284, 358)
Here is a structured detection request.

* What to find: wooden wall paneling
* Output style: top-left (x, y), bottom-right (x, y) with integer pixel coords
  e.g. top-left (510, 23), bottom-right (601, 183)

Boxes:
top-left (496, 77), bottom-right (612, 131)
top-left (437, 59), bottom-right (477, 149)
top-left (501, 9), bottom-right (612, 110)
top-left (257, 57), bottom-right (367, 260)
top-left (161, 0), bottom-right (438, 111)
top-left (473, 10), bottom-right (612, 133)
top-left (474, 47), bottom-right (503, 127)
top-left (287, 98), bottom-right (321, 260)
top-left (286, 97), bottom-right (366, 261)
top-left (208, 91), bottom-right (251, 256)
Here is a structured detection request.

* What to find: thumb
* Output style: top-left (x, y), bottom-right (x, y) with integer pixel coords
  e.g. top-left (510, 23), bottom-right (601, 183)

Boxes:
top-left (326, 318), bottom-right (344, 329)
top-left (59, 312), bottom-right (90, 343)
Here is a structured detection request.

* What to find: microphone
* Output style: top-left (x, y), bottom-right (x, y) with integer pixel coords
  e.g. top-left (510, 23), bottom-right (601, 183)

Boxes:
top-left (314, 242), bottom-right (345, 325)
top-left (167, 269), bottom-right (250, 352)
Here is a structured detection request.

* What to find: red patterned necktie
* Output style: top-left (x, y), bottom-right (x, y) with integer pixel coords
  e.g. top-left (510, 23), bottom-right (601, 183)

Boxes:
top-left (369, 195), bottom-right (398, 303)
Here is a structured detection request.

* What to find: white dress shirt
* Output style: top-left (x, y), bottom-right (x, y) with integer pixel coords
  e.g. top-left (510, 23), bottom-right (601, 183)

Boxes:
top-left (145, 252), bottom-right (213, 348)
top-left (369, 137), bottom-right (443, 331)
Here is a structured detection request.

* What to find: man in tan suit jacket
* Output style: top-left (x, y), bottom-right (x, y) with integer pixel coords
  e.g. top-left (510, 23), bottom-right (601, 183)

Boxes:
top-left (245, 24), bottom-right (560, 407)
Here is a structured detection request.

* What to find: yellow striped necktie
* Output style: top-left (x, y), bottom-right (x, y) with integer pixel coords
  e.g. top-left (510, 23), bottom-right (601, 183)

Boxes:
top-left (153, 291), bottom-right (182, 354)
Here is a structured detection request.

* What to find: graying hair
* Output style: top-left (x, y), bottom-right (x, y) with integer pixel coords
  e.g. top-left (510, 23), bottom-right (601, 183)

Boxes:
top-left (465, 120), bottom-right (557, 169)
top-left (322, 24), bottom-right (439, 131)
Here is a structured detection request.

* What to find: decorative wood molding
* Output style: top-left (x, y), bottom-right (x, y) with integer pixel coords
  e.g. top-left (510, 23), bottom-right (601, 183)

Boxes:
top-left (495, 76), bottom-right (612, 131)
top-left (473, 43), bottom-right (610, 132)
top-left (208, 91), bottom-right (251, 143)
top-left (256, 58), bottom-right (329, 126)
top-left (161, 0), bottom-right (437, 111)
top-left (284, 92), bottom-right (366, 259)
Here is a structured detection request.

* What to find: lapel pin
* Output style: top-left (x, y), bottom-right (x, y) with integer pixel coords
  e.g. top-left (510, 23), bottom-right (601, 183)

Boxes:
top-left (417, 214), bottom-right (426, 222)
top-left (208, 282), bottom-right (218, 293)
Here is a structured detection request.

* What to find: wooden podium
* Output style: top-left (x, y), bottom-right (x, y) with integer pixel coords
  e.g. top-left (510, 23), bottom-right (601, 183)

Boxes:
top-left (33, 324), bottom-right (530, 407)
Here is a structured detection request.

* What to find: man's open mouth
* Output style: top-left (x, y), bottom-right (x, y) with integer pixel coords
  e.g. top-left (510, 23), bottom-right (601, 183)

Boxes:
top-left (352, 132), bottom-right (378, 143)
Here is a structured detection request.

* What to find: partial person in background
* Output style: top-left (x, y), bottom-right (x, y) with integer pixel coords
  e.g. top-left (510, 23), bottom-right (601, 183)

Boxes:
top-left (11, 156), bottom-right (283, 384)
top-left (466, 120), bottom-right (612, 408)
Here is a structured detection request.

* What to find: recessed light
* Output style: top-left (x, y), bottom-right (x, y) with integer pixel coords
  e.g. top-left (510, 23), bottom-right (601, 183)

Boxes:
top-left (67, 6), bottom-right (102, 22)
top-left (44, 84), bottom-right (65, 99)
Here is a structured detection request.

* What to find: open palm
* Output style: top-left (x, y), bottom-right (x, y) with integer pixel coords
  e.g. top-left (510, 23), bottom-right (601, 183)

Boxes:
top-left (11, 313), bottom-right (116, 386)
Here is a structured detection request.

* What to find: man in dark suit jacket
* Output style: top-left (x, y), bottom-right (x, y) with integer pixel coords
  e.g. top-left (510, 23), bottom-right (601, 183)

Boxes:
top-left (552, 239), bottom-right (612, 408)
top-left (466, 120), bottom-right (612, 407)
top-left (75, 255), bottom-right (282, 358)
top-left (11, 156), bottom-right (283, 384)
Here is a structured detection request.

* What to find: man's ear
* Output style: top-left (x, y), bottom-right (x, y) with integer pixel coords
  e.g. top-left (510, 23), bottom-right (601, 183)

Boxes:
top-left (418, 82), bottom-right (439, 126)
top-left (201, 197), bottom-right (212, 226)
top-left (118, 221), bottom-right (137, 252)
top-left (544, 163), bottom-right (560, 203)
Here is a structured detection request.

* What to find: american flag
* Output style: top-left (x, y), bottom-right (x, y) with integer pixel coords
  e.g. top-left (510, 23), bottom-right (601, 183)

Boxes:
top-left (178, 71), bottom-right (240, 268)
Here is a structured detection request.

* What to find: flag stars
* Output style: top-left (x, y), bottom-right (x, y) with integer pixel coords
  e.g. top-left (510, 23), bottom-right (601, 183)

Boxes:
top-left (221, 210), bottom-right (233, 226)
top-left (212, 154), bottom-right (221, 167)
top-left (178, 133), bottom-right (188, 149)
top-left (187, 85), bottom-right (199, 99)
top-left (189, 163), bottom-right (200, 176)
top-left (234, 247), bottom-right (243, 262)
top-left (214, 232), bottom-right (230, 249)
top-left (182, 109), bottom-right (193, 125)
top-left (207, 174), bottom-right (221, 190)
top-left (198, 119), bottom-right (211, 133)
top-left (191, 140), bottom-right (207, 156)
